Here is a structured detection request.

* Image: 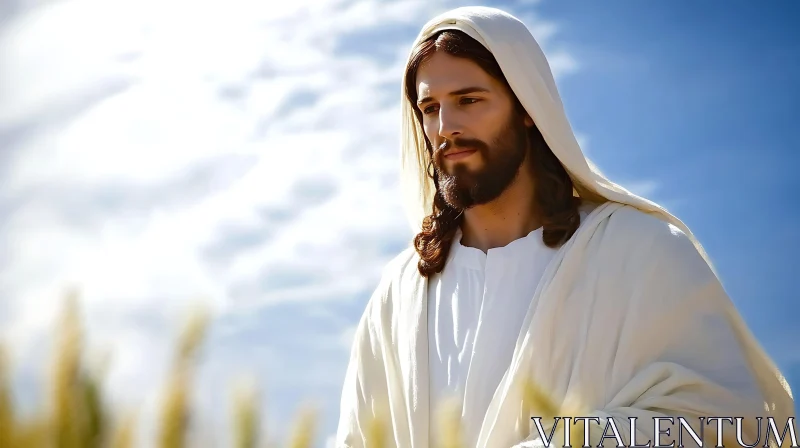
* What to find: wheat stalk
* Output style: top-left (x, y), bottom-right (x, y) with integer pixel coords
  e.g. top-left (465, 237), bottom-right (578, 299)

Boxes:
top-left (0, 345), bottom-right (15, 448)
top-left (110, 411), bottom-right (137, 448)
top-left (285, 405), bottom-right (316, 448)
top-left (50, 289), bottom-right (111, 448)
top-left (231, 377), bottom-right (260, 448)
top-left (522, 377), bottom-right (588, 447)
top-left (159, 306), bottom-right (209, 448)
top-left (434, 396), bottom-right (465, 448)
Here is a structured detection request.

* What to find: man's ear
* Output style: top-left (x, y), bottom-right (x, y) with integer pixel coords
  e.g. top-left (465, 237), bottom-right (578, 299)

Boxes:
top-left (524, 114), bottom-right (534, 127)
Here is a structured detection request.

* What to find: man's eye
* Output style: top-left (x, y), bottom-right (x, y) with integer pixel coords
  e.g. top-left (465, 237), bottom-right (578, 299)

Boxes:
top-left (460, 97), bottom-right (479, 104)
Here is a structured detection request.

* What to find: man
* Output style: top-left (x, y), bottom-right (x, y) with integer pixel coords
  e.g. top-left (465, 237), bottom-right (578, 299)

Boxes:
top-left (336, 6), bottom-right (794, 448)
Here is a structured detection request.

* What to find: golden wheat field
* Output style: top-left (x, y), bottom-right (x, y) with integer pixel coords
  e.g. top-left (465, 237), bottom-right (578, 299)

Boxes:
top-left (0, 291), bottom-right (573, 448)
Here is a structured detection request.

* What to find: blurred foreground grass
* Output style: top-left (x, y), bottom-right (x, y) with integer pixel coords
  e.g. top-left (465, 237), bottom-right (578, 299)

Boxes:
top-left (0, 292), bottom-right (573, 448)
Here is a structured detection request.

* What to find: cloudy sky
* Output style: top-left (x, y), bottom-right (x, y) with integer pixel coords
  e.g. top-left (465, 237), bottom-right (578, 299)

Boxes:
top-left (1, 0), bottom-right (797, 446)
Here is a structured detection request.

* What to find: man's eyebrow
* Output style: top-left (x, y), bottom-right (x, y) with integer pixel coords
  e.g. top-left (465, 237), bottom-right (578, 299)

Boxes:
top-left (417, 86), bottom-right (490, 106)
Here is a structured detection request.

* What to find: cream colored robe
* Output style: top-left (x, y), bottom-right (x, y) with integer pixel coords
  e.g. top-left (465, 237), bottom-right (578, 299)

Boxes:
top-left (335, 202), bottom-right (794, 448)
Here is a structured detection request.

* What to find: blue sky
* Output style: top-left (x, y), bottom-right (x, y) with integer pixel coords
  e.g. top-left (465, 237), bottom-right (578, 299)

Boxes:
top-left (0, 0), bottom-right (796, 446)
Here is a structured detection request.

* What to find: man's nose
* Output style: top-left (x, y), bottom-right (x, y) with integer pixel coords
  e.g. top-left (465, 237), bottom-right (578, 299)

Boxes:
top-left (438, 107), bottom-right (462, 140)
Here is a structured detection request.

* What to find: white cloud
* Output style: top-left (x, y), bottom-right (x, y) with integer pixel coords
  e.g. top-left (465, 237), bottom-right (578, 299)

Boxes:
top-left (0, 0), bottom-right (580, 445)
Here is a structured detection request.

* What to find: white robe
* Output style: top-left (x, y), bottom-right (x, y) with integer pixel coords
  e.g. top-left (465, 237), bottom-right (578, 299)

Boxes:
top-left (335, 201), bottom-right (794, 448)
top-left (427, 206), bottom-right (594, 447)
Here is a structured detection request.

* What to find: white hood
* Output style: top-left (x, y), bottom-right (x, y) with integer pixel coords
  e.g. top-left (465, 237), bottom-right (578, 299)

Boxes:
top-left (398, 6), bottom-right (715, 269)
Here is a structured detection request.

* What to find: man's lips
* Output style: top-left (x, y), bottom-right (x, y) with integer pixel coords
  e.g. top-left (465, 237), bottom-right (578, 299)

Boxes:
top-left (444, 148), bottom-right (478, 160)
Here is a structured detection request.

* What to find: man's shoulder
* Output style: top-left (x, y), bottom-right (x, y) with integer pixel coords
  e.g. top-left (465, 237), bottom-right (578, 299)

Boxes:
top-left (364, 245), bottom-right (419, 306)
top-left (605, 204), bottom-right (694, 248)
top-left (356, 245), bottom-right (421, 330)
top-left (580, 200), bottom-right (680, 239)
top-left (595, 203), bottom-right (713, 278)
top-left (381, 245), bottom-right (419, 280)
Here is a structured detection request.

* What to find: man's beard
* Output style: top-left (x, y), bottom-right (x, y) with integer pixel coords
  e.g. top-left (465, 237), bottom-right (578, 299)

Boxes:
top-left (432, 117), bottom-right (529, 211)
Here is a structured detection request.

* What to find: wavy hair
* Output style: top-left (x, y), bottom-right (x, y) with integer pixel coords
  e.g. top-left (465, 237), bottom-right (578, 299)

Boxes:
top-left (404, 30), bottom-right (582, 278)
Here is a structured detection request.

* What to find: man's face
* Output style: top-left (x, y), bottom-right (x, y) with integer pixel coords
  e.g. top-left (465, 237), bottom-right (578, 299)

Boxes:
top-left (415, 51), bottom-right (531, 210)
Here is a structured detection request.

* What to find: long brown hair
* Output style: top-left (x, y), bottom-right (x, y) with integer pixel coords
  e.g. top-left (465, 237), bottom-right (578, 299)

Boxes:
top-left (405, 30), bottom-right (582, 278)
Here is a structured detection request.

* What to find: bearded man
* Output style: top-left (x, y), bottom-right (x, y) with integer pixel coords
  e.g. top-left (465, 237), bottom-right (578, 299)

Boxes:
top-left (335, 6), bottom-right (794, 448)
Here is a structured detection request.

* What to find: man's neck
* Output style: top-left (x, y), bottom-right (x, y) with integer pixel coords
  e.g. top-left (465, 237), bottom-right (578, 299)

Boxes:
top-left (458, 168), bottom-right (541, 253)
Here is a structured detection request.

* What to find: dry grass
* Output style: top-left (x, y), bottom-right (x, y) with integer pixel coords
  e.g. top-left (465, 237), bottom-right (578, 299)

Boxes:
top-left (0, 292), bottom-right (575, 448)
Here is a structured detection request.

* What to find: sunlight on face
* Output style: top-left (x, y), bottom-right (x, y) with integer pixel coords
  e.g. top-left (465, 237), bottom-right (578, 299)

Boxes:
top-left (415, 51), bottom-right (517, 172)
top-left (415, 51), bottom-right (532, 210)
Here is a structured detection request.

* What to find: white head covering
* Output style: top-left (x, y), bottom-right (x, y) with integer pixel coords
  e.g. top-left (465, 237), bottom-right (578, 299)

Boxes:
top-left (399, 6), bottom-right (714, 268)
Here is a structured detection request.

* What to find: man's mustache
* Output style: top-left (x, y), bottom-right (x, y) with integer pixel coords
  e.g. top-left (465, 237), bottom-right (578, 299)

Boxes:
top-left (436, 137), bottom-right (487, 154)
